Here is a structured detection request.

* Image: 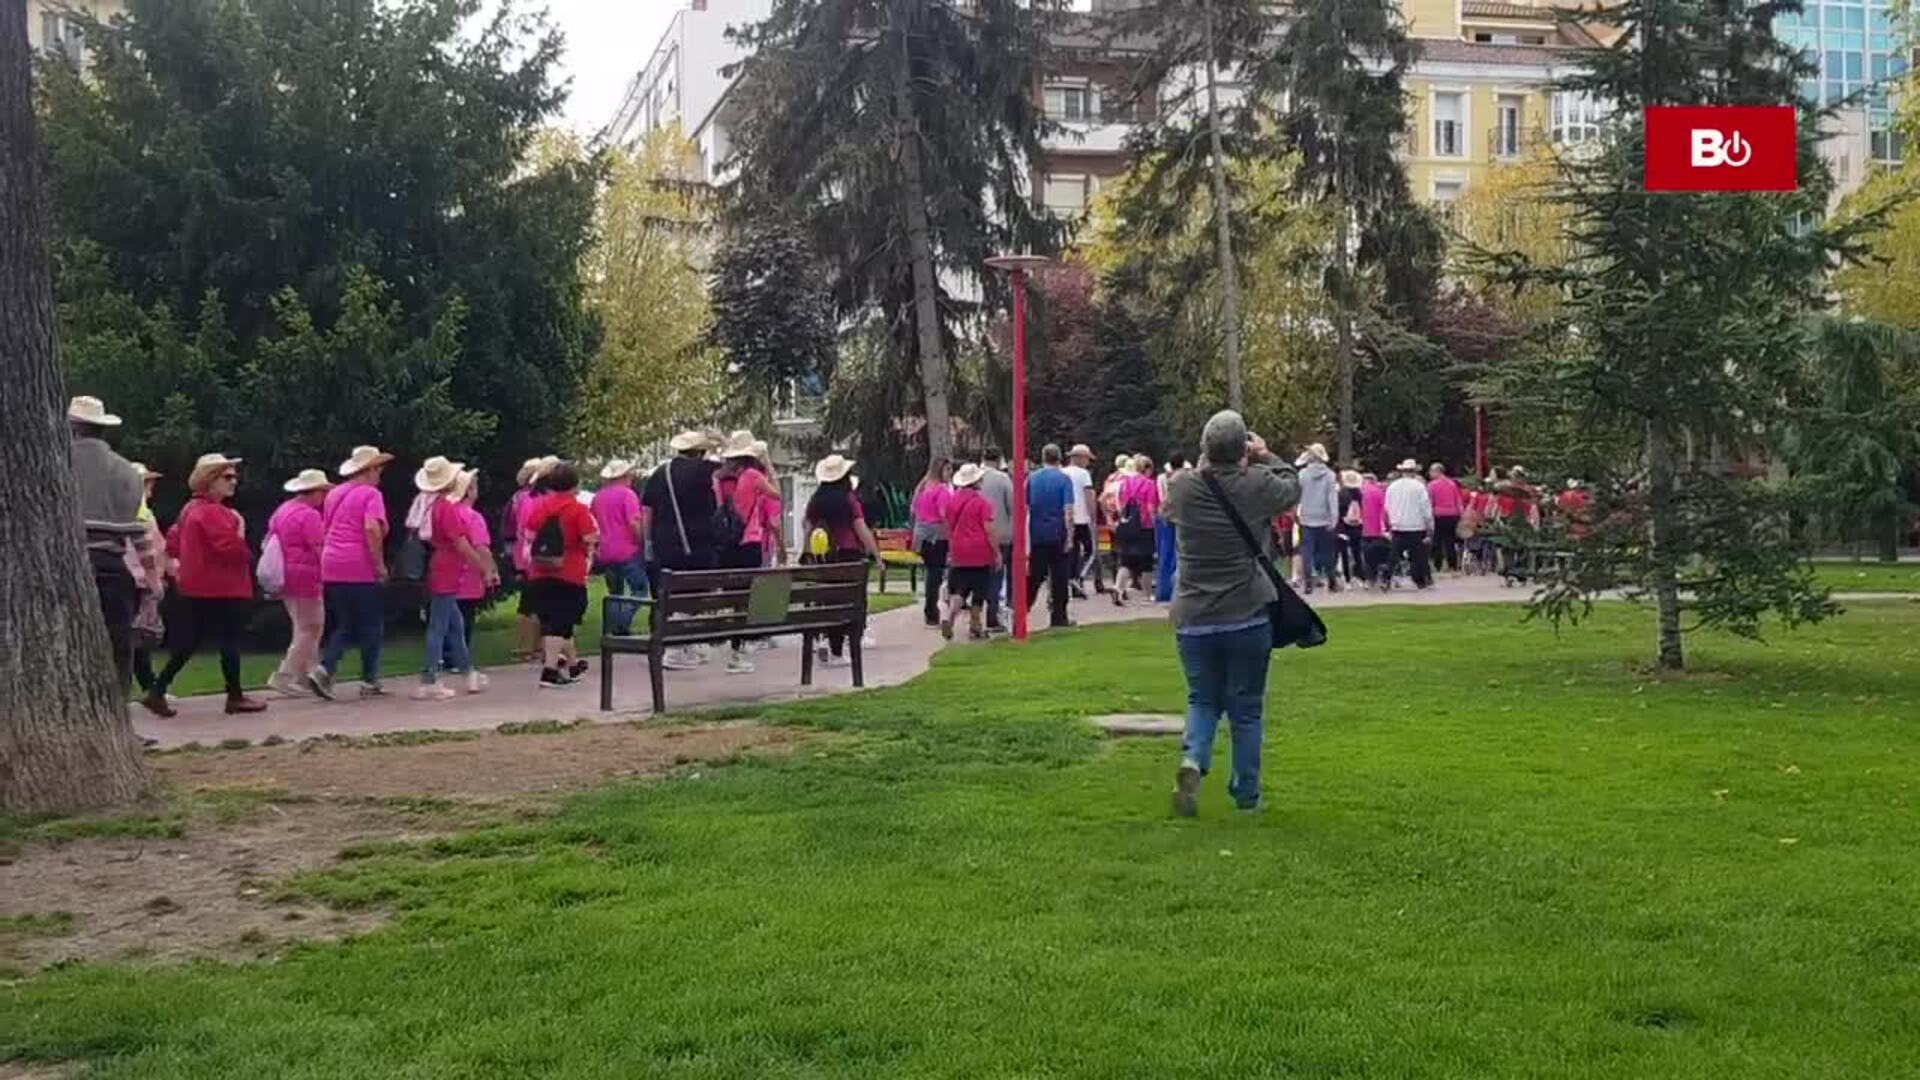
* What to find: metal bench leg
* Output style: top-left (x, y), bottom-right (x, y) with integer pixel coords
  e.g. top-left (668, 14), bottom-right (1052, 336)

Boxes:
top-left (801, 631), bottom-right (815, 686)
top-left (649, 647), bottom-right (667, 714)
top-left (600, 644), bottom-right (614, 712)
top-left (850, 624), bottom-right (865, 688)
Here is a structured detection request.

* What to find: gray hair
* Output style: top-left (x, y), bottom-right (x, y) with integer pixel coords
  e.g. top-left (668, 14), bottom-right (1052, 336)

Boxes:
top-left (1201, 410), bottom-right (1248, 466)
top-left (1041, 443), bottom-right (1063, 465)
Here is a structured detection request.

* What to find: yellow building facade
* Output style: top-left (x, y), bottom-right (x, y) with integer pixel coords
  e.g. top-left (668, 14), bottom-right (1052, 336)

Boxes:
top-left (25, 0), bottom-right (126, 65)
top-left (1399, 0), bottom-right (1616, 207)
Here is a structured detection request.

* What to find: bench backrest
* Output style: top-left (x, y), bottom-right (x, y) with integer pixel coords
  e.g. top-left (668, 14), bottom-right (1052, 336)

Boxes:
top-left (642, 561), bottom-right (868, 643)
top-left (873, 527), bottom-right (912, 553)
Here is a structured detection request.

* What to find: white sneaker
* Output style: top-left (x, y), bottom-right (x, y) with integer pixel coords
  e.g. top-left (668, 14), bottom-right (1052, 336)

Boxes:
top-left (412, 685), bottom-right (455, 702)
top-left (860, 630), bottom-right (876, 649)
top-left (725, 650), bottom-right (755, 675)
top-left (358, 682), bottom-right (387, 699)
top-left (662, 647), bottom-right (702, 671)
top-left (692, 644), bottom-right (714, 662)
top-left (267, 672), bottom-right (307, 697)
top-left (466, 671), bottom-right (489, 694)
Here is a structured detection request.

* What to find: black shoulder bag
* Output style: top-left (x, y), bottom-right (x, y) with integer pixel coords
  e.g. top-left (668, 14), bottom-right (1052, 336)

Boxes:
top-left (1200, 469), bottom-right (1329, 650)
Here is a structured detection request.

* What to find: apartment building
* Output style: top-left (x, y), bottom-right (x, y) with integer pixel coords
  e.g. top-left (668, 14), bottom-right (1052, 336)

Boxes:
top-left (25, 0), bottom-right (125, 69)
top-left (606, 0), bottom-right (772, 181)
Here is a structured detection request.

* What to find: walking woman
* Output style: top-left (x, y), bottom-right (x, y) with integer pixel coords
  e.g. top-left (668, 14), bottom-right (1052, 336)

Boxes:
top-left (1161, 412), bottom-right (1301, 815)
top-left (714, 432), bottom-right (783, 674)
top-left (804, 455), bottom-right (879, 666)
top-left (453, 470), bottom-right (491, 649)
top-left (1113, 454), bottom-right (1160, 606)
top-left (140, 454), bottom-right (267, 717)
top-left (911, 456), bottom-right (953, 628)
top-left (267, 468), bottom-right (331, 696)
top-left (1336, 468), bottom-right (1365, 586)
top-left (128, 463), bottom-right (168, 697)
top-left (310, 445), bottom-right (394, 700)
top-left (418, 465), bottom-right (498, 699)
top-left (1153, 455), bottom-right (1186, 603)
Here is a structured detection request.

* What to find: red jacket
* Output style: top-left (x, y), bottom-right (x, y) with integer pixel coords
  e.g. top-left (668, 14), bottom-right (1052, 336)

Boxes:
top-left (168, 496), bottom-right (255, 600)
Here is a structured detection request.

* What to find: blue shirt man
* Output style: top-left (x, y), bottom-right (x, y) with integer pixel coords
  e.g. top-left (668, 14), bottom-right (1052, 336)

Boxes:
top-left (1027, 462), bottom-right (1076, 546)
top-left (1023, 443), bottom-right (1079, 628)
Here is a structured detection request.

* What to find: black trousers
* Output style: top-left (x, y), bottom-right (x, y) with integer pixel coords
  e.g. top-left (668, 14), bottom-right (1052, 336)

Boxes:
top-left (1025, 538), bottom-right (1074, 627)
top-left (821, 550), bottom-right (866, 657)
top-left (1337, 524), bottom-right (1363, 582)
top-left (1433, 515), bottom-right (1462, 572)
top-left (1362, 537), bottom-right (1394, 587)
top-left (720, 542), bottom-right (763, 649)
top-left (1391, 531), bottom-right (1433, 589)
top-left (1072, 524), bottom-right (1104, 590)
top-left (919, 538), bottom-right (948, 624)
top-left (155, 597), bottom-right (250, 697)
top-left (91, 550), bottom-right (137, 696)
top-left (987, 543), bottom-right (1012, 627)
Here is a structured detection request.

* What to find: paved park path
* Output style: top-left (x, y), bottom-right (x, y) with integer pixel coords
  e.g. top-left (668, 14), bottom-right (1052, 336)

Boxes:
top-left (131, 577), bottom-right (1914, 748)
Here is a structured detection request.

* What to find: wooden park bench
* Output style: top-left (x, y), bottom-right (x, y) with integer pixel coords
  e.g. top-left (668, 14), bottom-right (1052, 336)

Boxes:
top-left (599, 561), bottom-right (869, 713)
top-left (873, 528), bottom-right (922, 593)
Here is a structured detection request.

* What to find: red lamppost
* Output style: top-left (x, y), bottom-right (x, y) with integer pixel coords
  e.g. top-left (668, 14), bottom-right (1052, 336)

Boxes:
top-left (986, 253), bottom-right (1050, 642)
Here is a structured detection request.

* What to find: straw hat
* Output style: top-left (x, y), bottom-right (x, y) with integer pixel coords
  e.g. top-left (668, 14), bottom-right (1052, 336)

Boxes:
top-left (952, 463), bottom-right (985, 489)
top-left (1114, 453), bottom-right (1132, 470)
top-left (68, 395), bottom-right (123, 427)
top-left (1305, 443), bottom-right (1329, 463)
top-left (1069, 443), bottom-right (1093, 460)
top-left (669, 430), bottom-right (714, 453)
top-left (815, 454), bottom-right (854, 483)
top-left (188, 453), bottom-right (242, 493)
top-left (449, 468), bottom-right (479, 503)
top-left (515, 457), bottom-right (544, 486)
top-left (1340, 469), bottom-right (1363, 488)
top-left (283, 468), bottom-right (332, 494)
top-left (600, 459), bottom-right (637, 481)
top-left (751, 439), bottom-right (769, 461)
top-left (1396, 458), bottom-right (1420, 473)
top-left (720, 432), bottom-right (759, 460)
top-left (338, 445), bottom-right (394, 478)
top-left (414, 456), bottom-right (464, 493)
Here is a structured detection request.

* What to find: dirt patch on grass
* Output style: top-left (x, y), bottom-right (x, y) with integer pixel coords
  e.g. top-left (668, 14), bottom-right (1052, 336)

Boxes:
top-left (0, 721), bottom-right (800, 975)
top-left (153, 720), bottom-right (803, 803)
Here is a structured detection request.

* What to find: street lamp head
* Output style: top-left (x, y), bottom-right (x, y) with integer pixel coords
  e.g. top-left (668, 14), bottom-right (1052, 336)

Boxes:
top-left (985, 253), bottom-right (1052, 274)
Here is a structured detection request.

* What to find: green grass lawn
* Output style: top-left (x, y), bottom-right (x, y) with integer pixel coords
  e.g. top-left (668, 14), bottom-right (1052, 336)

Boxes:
top-left (160, 586), bottom-right (917, 698)
top-left (10, 603), bottom-right (1919, 1077)
top-left (1810, 560), bottom-right (1920, 593)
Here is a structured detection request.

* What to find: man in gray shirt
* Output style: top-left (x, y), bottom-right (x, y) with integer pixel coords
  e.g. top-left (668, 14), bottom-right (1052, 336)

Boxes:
top-left (68, 396), bottom-right (150, 693)
top-left (1293, 443), bottom-right (1341, 594)
top-left (977, 446), bottom-right (1016, 633)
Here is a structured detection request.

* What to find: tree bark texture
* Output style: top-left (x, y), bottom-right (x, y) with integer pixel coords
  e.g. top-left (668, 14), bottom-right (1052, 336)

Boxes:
top-left (1645, 420), bottom-right (1685, 672)
top-left (1202, 0), bottom-right (1244, 414)
top-left (891, 7), bottom-right (954, 464)
top-left (1333, 203), bottom-right (1355, 463)
top-left (0, 8), bottom-right (151, 814)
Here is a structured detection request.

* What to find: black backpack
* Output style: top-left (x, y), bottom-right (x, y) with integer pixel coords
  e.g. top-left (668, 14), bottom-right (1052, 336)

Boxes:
top-left (530, 514), bottom-right (566, 568)
top-left (712, 479), bottom-right (749, 551)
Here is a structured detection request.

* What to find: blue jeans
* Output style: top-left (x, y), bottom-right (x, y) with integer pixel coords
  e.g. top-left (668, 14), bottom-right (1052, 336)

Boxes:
top-left (320, 582), bottom-right (384, 684)
top-left (1175, 623), bottom-right (1272, 808)
top-left (1154, 520), bottom-right (1178, 602)
top-left (422, 594), bottom-right (470, 685)
top-left (600, 556), bottom-right (648, 635)
top-left (1300, 524), bottom-right (1336, 584)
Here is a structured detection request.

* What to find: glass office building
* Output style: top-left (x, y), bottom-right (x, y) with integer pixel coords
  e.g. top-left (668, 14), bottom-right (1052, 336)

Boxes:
top-left (1778, 0), bottom-right (1908, 162)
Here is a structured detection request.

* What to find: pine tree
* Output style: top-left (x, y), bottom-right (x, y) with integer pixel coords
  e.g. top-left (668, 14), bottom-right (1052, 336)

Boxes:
top-left (727, 0), bottom-right (1064, 464)
top-left (1485, 0), bottom-right (1899, 670)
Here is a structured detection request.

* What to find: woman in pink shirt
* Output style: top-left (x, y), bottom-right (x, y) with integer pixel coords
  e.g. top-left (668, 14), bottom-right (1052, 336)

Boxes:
top-left (267, 468), bottom-right (332, 697)
top-left (592, 460), bottom-right (647, 636)
top-left (311, 445), bottom-right (393, 700)
top-left (418, 468), bottom-right (498, 700)
top-left (1359, 473), bottom-right (1391, 590)
top-left (911, 457), bottom-right (953, 627)
top-left (1113, 455), bottom-right (1162, 606)
top-left (713, 433), bottom-right (783, 674)
top-left (454, 471), bottom-right (492, 640)
top-left (1426, 462), bottom-right (1465, 574)
top-left (938, 463), bottom-right (998, 640)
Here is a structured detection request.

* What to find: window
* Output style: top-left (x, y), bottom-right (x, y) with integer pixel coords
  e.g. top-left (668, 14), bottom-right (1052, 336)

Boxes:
top-left (1432, 180), bottom-right (1464, 205)
top-left (1042, 174), bottom-right (1090, 216)
top-left (1432, 91), bottom-right (1465, 158)
top-left (1551, 91), bottom-right (1610, 145)
top-left (41, 12), bottom-right (84, 67)
top-left (1044, 84), bottom-right (1097, 123)
top-left (1495, 96), bottom-right (1524, 158)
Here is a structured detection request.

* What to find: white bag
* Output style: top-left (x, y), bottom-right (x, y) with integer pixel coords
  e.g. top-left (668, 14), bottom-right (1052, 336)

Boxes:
top-left (256, 533), bottom-right (286, 596)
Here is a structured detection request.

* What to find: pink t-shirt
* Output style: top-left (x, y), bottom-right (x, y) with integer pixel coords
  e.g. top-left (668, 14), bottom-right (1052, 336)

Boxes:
top-left (1360, 482), bottom-right (1388, 539)
top-left (714, 467), bottom-right (771, 547)
top-left (320, 482), bottom-right (389, 584)
top-left (426, 498), bottom-right (472, 596)
top-left (268, 497), bottom-right (325, 600)
top-left (1118, 473), bottom-right (1161, 527)
top-left (456, 505), bottom-right (491, 601)
top-left (592, 482), bottom-right (643, 565)
top-left (1428, 476), bottom-right (1463, 517)
top-left (912, 482), bottom-right (951, 525)
top-left (506, 488), bottom-right (532, 571)
top-left (942, 488), bottom-right (996, 568)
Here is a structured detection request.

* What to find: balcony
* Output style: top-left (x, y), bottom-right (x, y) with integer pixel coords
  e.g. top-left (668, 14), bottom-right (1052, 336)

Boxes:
top-left (1486, 124), bottom-right (1551, 162)
top-left (1042, 121), bottom-right (1136, 155)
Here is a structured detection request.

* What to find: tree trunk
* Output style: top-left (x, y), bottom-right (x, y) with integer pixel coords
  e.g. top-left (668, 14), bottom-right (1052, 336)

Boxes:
top-left (1333, 202), bottom-right (1355, 463)
top-left (1874, 505), bottom-right (1899, 563)
top-left (891, 8), bottom-right (953, 463)
top-left (1646, 420), bottom-right (1685, 671)
top-left (1202, 0), bottom-right (1243, 413)
top-left (0, 7), bottom-right (150, 814)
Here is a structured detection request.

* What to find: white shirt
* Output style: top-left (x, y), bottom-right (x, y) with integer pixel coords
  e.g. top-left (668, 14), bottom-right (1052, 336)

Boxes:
top-left (1063, 465), bottom-right (1094, 525)
top-left (1385, 476), bottom-right (1434, 533)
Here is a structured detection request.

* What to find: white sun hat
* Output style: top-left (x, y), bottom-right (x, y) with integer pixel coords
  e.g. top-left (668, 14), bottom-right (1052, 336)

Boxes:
top-left (283, 468), bottom-right (332, 494)
top-left (600, 459), bottom-right (637, 481)
top-left (669, 430), bottom-right (715, 453)
top-left (814, 454), bottom-right (854, 483)
top-left (414, 456), bottom-right (464, 493)
top-left (952, 463), bottom-right (985, 488)
top-left (338, 445), bottom-right (395, 478)
top-left (68, 395), bottom-right (122, 427)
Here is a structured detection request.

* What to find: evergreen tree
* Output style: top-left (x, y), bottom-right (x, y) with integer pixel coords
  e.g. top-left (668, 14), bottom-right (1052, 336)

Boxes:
top-left (727, 0), bottom-right (1065, 464)
top-left (1484, 0), bottom-right (1897, 670)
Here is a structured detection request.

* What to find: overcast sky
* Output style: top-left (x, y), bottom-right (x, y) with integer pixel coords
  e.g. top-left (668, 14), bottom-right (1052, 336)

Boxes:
top-left (547, 0), bottom-right (678, 137)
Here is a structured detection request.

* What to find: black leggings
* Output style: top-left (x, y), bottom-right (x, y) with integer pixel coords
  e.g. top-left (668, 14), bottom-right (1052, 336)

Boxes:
top-left (919, 539), bottom-right (949, 623)
top-left (721, 542), bottom-right (764, 650)
top-left (822, 549), bottom-right (865, 657)
top-left (154, 597), bottom-right (250, 696)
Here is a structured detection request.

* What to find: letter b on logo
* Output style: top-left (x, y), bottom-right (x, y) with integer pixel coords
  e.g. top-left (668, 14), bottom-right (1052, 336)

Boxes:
top-left (1690, 128), bottom-right (1752, 168)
